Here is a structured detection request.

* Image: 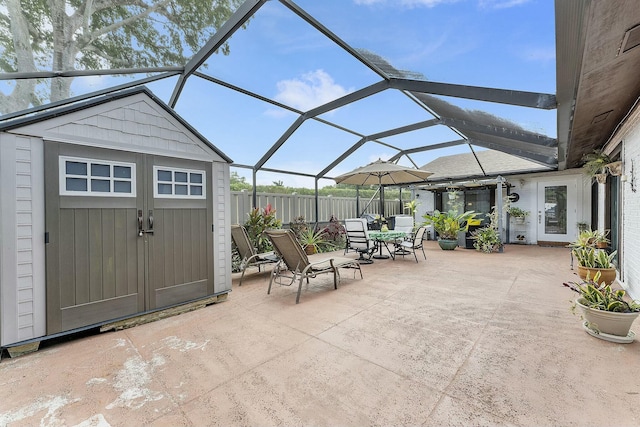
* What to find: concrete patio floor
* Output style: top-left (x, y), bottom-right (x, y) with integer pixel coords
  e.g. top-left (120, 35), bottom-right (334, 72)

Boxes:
top-left (2, 241), bottom-right (640, 426)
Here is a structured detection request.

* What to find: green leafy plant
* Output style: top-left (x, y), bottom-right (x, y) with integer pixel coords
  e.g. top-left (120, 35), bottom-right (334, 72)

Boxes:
top-left (581, 150), bottom-right (613, 177)
top-left (506, 206), bottom-right (529, 218)
top-left (244, 204), bottom-right (282, 254)
top-left (471, 207), bottom-right (502, 253)
top-left (563, 272), bottom-right (640, 313)
top-left (422, 210), bottom-right (477, 240)
top-left (568, 229), bottom-right (609, 249)
top-left (572, 247), bottom-right (617, 269)
top-left (297, 227), bottom-right (326, 254)
top-left (404, 199), bottom-right (419, 216)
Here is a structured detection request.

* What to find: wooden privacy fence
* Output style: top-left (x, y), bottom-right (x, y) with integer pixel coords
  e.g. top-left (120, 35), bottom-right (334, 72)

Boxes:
top-left (230, 190), bottom-right (408, 225)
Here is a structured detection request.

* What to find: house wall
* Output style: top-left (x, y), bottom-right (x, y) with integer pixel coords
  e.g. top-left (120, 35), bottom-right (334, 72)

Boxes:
top-left (0, 134), bottom-right (46, 346)
top-left (606, 102), bottom-right (640, 300)
top-left (413, 190), bottom-right (436, 239)
top-left (412, 169), bottom-right (590, 246)
top-left (505, 170), bottom-right (591, 245)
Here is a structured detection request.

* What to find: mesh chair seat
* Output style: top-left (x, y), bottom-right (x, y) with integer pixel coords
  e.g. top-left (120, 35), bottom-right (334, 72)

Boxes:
top-left (231, 224), bottom-right (280, 285)
top-left (265, 229), bottom-right (363, 303)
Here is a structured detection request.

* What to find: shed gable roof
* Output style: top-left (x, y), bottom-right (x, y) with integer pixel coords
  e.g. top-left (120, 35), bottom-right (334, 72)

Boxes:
top-left (0, 87), bottom-right (232, 163)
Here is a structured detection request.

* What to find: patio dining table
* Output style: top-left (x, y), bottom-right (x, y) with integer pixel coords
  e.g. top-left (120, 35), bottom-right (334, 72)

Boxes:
top-left (368, 230), bottom-right (407, 260)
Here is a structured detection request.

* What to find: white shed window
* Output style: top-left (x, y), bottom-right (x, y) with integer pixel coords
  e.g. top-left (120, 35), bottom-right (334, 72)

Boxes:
top-left (59, 156), bottom-right (136, 197)
top-left (153, 166), bottom-right (205, 199)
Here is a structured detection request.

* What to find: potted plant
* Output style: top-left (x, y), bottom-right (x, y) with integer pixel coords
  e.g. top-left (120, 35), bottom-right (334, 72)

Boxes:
top-left (570, 245), bottom-right (617, 286)
top-left (570, 230), bottom-right (615, 282)
top-left (470, 207), bottom-right (502, 253)
top-left (506, 206), bottom-right (529, 223)
top-left (576, 221), bottom-right (590, 233)
top-left (422, 209), bottom-right (477, 250)
top-left (297, 227), bottom-right (326, 255)
top-left (582, 150), bottom-right (613, 184)
top-left (563, 272), bottom-right (640, 342)
top-left (570, 228), bottom-right (609, 248)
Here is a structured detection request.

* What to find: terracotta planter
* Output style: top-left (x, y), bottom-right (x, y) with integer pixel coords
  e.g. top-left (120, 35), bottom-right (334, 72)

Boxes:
top-left (577, 265), bottom-right (616, 286)
top-left (304, 245), bottom-right (316, 255)
top-left (576, 298), bottom-right (639, 339)
top-left (438, 239), bottom-right (458, 250)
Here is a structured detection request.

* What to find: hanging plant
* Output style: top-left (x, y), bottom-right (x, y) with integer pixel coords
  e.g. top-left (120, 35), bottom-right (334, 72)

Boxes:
top-left (581, 150), bottom-right (613, 178)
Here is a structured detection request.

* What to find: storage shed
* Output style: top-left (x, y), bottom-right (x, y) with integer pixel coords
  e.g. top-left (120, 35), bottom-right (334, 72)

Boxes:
top-left (0, 87), bottom-right (232, 349)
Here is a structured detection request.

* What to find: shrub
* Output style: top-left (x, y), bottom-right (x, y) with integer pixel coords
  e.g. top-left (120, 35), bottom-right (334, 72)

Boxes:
top-left (244, 204), bottom-right (282, 254)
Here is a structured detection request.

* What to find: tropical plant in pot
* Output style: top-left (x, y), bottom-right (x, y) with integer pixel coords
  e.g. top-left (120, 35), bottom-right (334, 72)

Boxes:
top-left (569, 229), bottom-right (616, 285)
top-left (422, 209), bottom-right (477, 250)
top-left (571, 248), bottom-right (617, 285)
top-left (563, 272), bottom-right (640, 342)
top-left (297, 227), bottom-right (326, 255)
top-left (581, 150), bottom-right (613, 184)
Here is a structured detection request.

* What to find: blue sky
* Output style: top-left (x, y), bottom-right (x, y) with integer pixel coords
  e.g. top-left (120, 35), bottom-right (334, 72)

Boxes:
top-left (73, 0), bottom-right (557, 188)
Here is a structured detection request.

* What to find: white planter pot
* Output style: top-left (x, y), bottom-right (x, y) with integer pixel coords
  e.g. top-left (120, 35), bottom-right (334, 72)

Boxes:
top-left (576, 298), bottom-right (639, 342)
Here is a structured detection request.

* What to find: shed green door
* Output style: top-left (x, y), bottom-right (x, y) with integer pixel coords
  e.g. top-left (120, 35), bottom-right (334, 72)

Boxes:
top-left (144, 156), bottom-right (214, 309)
top-left (45, 143), bottom-right (213, 334)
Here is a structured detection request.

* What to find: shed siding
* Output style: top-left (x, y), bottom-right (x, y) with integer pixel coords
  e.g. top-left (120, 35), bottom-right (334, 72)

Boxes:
top-left (1, 135), bottom-right (45, 346)
top-left (212, 162), bottom-right (231, 293)
top-left (13, 93), bottom-right (226, 163)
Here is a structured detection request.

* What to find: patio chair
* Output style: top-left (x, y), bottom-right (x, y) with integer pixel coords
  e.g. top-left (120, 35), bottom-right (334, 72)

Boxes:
top-left (391, 215), bottom-right (415, 253)
top-left (265, 229), bottom-right (363, 304)
top-left (345, 218), bottom-right (377, 264)
top-left (394, 226), bottom-right (427, 263)
top-left (392, 215), bottom-right (414, 235)
top-left (231, 224), bottom-right (279, 285)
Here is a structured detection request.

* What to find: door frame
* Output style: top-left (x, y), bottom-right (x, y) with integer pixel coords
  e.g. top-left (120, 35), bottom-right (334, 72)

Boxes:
top-left (536, 178), bottom-right (578, 244)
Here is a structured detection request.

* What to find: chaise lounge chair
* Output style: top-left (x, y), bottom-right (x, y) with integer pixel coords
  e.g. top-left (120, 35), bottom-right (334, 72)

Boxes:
top-left (264, 229), bottom-right (363, 304)
top-left (231, 224), bottom-right (280, 285)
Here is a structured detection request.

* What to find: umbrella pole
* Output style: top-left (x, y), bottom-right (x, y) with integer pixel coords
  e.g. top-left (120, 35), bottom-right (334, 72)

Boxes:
top-left (379, 176), bottom-right (384, 218)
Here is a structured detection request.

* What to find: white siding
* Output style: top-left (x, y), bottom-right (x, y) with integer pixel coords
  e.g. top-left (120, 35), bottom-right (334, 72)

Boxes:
top-left (212, 162), bottom-right (232, 293)
top-left (0, 135), bottom-right (46, 346)
top-left (616, 105), bottom-right (640, 300)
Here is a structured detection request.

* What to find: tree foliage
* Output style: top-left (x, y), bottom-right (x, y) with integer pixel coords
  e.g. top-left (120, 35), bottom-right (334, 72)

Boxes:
top-left (1, 0), bottom-right (245, 113)
top-left (229, 171), bottom-right (406, 199)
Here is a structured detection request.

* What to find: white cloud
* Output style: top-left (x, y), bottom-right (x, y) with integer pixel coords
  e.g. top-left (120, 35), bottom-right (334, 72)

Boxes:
top-left (353, 0), bottom-right (460, 8)
top-left (478, 0), bottom-right (531, 9)
top-left (273, 69), bottom-right (350, 111)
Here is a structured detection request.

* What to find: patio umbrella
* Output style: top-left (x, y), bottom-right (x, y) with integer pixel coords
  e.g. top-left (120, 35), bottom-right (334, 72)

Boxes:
top-left (333, 159), bottom-right (433, 216)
